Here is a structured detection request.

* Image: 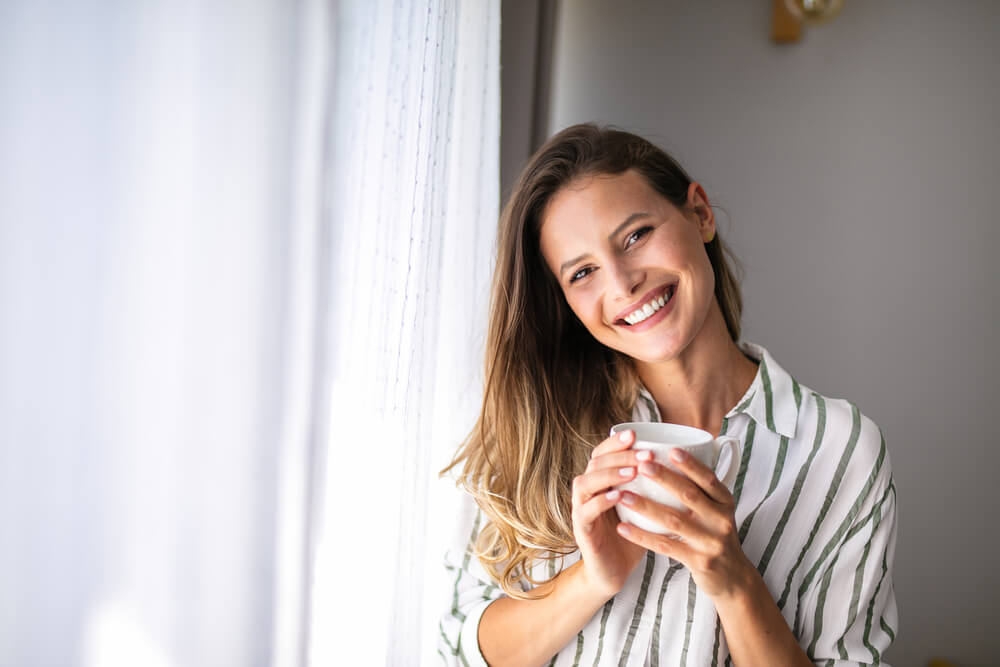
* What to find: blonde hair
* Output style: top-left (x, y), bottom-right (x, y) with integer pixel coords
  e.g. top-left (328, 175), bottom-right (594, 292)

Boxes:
top-left (441, 124), bottom-right (743, 599)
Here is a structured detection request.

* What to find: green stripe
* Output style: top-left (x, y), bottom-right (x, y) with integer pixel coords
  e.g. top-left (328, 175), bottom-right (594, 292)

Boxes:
top-left (842, 482), bottom-right (894, 544)
top-left (457, 631), bottom-right (471, 667)
top-left (547, 654), bottom-right (557, 666)
top-left (712, 412), bottom-right (736, 667)
top-left (679, 573), bottom-right (697, 667)
top-left (617, 552), bottom-right (657, 666)
top-left (863, 577), bottom-right (885, 665)
top-left (445, 512), bottom-right (485, 665)
top-left (792, 429), bottom-right (886, 635)
top-left (439, 619), bottom-right (458, 655)
top-left (760, 355), bottom-right (776, 432)
top-left (451, 511), bottom-right (483, 622)
top-left (792, 377), bottom-right (802, 410)
top-left (737, 434), bottom-right (788, 542)
top-left (641, 392), bottom-right (659, 421)
top-left (806, 560), bottom-right (836, 656)
top-left (710, 619), bottom-right (723, 666)
top-left (731, 419), bottom-right (756, 505)
top-left (572, 630), bottom-right (585, 666)
top-left (804, 481), bottom-right (895, 651)
top-left (864, 489), bottom-right (895, 662)
top-left (836, 502), bottom-right (880, 659)
top-left (758, 394), bottom-right (827, 576)
top-left (650, 563), bottom-right (684, 667)
top-left (879, 616), bottom-right (895, 643)
top-left (734, 390), bottom-right (755, 414)
top-left (776, 402), bottom-right (861, 610)
top-left (590, 598), bottom-right (615, 666)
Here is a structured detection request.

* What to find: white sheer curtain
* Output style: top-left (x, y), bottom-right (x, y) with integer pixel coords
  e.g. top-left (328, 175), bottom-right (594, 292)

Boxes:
top-left (306, 1), bottom-right (499, 665)
top-left (0, 2), bottom-right (313, 665)
top-left (0, 0), bottom-right (498, 664)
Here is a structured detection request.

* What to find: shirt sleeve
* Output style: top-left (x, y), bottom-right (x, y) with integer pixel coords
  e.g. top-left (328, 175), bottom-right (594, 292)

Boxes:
top-left (437, 494), bottom-right (506, 666)
top-left (797, 425), bottom-right (899, 666)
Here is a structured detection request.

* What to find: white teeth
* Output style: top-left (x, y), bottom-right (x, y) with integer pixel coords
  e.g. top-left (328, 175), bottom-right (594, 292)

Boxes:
top-left (623, 287), bottom-right (673, 325)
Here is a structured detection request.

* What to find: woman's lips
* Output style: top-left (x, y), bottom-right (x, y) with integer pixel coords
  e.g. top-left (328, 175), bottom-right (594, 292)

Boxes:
top-left (614, 284), bottom-right (676, 331)
top-left (614, 283), bottom-right (674, 322)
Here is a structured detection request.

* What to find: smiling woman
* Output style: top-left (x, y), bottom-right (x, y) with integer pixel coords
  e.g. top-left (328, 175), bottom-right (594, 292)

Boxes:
top-left (438, 124), bottom-right (897, 666)
top-left (539, 171), bottom-right (731, 367)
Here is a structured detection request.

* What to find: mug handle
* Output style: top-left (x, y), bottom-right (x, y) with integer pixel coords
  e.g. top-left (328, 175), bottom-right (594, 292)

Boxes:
top-left (712, 436), bottom-right (742, 490)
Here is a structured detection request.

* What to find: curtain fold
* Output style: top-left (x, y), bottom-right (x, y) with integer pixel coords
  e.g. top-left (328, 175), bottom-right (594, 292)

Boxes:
top-left (0, 1), bottom-right (498, 664)
top-left (0, 1), bottom-right (303, 665)
top-left (307, 0), bottom-right (500, 663)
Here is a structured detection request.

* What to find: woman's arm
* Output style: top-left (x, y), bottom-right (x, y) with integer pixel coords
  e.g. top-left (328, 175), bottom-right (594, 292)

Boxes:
top-left (712, 569), bottom-right (814, 666)
top-left (478, 560), bottom-right (610, 667)
top-left (478, 430), bottom-right (649, 666)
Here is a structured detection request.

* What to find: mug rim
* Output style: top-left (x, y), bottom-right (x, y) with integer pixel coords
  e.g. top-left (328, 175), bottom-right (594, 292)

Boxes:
top-left (610, 421), bottom-right (713, 446)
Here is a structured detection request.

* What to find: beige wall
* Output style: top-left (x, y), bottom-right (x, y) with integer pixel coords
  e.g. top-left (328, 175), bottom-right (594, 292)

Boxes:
top-left (540, 1), bottom-right (1000, 665)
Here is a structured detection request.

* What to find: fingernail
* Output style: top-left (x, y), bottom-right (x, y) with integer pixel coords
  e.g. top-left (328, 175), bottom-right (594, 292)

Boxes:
top-left (670, 448), bottom-right (687, 463)
top-left (617, 524), bottom-right (631, 536)
top-left (621, 492), bottom-right (636, 505)
top-left (639, 462), bottom-right (656, 475)
top-left (619, 467), bottom-right (635, 477)
top-left (636, 450), bottom-right (652, 462)
top-left (605, 489), bottom-right (621, 501)
top-left (618, 430), bottom-right (632, 443)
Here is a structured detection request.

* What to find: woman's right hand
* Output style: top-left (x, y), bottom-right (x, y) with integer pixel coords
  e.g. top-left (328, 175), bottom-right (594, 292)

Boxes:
top-left (571, 429), bottom-right (649, 598)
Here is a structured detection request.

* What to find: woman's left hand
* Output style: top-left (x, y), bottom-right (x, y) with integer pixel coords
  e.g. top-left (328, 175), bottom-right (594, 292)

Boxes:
top-left (614, 447), bottom-right (756, 602)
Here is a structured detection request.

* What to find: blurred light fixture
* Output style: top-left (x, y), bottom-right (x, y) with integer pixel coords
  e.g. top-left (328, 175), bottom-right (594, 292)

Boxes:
top-left (783, 0), bottom-right (844, 24)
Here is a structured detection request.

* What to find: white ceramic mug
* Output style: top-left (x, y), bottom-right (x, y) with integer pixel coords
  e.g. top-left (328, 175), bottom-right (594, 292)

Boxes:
top-left (609, 422), bottom-right (741, 535)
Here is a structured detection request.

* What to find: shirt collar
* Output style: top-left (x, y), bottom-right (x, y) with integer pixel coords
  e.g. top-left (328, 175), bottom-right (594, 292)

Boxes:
top-left (728, 341), bottom-right (800, 439)
top-left (634, 341), bottom-right (800, 439)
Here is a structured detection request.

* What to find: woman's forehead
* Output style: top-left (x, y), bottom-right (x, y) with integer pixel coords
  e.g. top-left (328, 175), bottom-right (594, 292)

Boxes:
top-left (541, 170), bottom-right (670, 236)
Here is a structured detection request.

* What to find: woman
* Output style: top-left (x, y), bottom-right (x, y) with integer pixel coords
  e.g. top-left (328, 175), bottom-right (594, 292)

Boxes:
top-left (439, 124), bottom-right (896, 666)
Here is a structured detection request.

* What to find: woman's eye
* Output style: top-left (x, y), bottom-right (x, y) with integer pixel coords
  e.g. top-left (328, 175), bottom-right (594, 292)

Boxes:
top-left (569, 267), bottom-right (594, 284)
top-left (625, 226), bottom-right (652, 248)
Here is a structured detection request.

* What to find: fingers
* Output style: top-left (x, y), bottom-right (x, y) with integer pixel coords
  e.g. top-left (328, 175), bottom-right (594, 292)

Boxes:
top-left (572, 430), bottom-right (644, 537)
top-left (615, 490), bottom-right (715, 551)
top-left (584, 448), bottom-right (652, 475)
top-left (573, 429), bottom-right (650, 504)
top-left (665, 448), bottom-right (735, 505)
top-left (573, 488), bottom-right (624, 533)
top-left (590, 429), bottom-right (636, 459)
top-left (616, 520), bottom-right (697, 563)
top-left (572, 465), bottom-right (637, 507)
top-left (639, 451), bottom-right (734, 507)
top-left (634, 457), bottom-right (734, 534)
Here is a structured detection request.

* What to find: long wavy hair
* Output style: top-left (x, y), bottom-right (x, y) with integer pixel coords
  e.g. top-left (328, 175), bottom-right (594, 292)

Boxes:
top-left (441, 124), bottom-right (744, 599)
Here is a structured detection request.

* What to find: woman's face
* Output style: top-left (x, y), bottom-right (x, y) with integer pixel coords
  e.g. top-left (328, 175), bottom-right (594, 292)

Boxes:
top-left (538, 169), bottom-right (717, 365)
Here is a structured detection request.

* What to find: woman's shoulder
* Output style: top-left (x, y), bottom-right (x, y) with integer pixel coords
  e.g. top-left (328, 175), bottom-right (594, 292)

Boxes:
top-left (740, 342), bottom-right (886, 459)
top-left (797, 384), bottom-right (884, 446)
top-left (793, 384), bottom-right (892, 504)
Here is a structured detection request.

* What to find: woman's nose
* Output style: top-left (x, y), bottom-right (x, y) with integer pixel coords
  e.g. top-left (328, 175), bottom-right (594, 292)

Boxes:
top-left (608, 261), bottom-right (643, 300)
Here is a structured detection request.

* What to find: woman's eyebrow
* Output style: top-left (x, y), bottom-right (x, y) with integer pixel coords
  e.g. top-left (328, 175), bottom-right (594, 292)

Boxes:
top-left (558, 212), bottom-right (651, 279)
top-left (608, 212), bottom-right (651, 240)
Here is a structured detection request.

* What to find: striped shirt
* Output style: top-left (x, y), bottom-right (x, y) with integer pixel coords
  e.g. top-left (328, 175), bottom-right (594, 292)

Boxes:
top-left (439, 342), bottom-right (897, 666)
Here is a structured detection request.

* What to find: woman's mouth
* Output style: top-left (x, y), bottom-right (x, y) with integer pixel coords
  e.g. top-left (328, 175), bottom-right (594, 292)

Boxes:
top-left (614, 284), bottom-right (676, 329)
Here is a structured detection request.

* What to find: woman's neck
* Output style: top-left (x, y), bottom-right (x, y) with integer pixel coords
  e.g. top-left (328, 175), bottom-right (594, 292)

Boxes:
top-left (634, 303), bottom-right (758, 436)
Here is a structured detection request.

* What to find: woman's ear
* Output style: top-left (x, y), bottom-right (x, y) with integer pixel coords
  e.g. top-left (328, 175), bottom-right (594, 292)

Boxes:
top-left (686, 182), bottom-right (716, 242)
